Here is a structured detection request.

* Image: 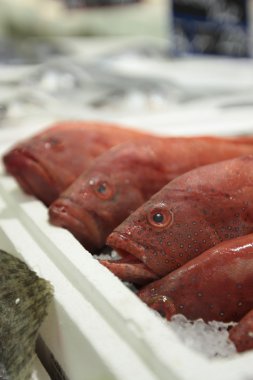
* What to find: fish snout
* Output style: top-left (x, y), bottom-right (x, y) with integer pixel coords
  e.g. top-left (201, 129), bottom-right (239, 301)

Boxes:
top-left (49, 198), bottom-right (103, 253)
top-left (102, 231), bottom-right (159, 285)
top-left (3, 148), bottom-right (58, 205)
top-left (107, 231), bottom-right (157, 269)
top-left (106, 230), bottom-right (146, 261)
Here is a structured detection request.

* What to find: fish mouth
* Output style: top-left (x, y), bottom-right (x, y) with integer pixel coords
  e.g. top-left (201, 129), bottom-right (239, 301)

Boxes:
top-left (100, 231), bottom-right (158, 285)
top-left (3, 148), bottom-right (58, 206)
top-left (49, 197), bottom-right (102, 253)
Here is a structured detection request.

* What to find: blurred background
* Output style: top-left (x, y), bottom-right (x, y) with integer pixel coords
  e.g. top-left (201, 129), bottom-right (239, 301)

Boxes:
top-left (0, 0), bottom-right (253, 142)
top-left (0, 0), bottom-right (166, 37)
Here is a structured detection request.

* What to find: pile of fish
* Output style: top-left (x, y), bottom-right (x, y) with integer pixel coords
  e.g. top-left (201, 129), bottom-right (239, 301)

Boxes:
top-left (4, 120), bottom-right (253, 354)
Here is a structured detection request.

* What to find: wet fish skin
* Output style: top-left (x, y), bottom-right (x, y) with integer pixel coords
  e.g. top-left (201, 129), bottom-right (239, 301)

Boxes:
top-left (138, 233), bottom-right (253, 323)
top-left (50, 136), bottom-right (253, 253)
top-left (49, 141), bottom-right (171, 252)
top-left (4, 120), bottom-right (253, 207)
top-left (106, 155), bottom-right (253, 283)
top-left (2, 121), bottom-right (155, 206)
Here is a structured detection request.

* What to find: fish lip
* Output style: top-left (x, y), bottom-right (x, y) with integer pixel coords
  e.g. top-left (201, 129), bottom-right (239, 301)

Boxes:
top-left (49, 197), bottom-right (102, 253)
top-left (106, 231), bottom-right (154, 271)
top-left (3, 148), bottom-right (58, 205)
top-left (100, 259), bottom-right (158, 286)
top-left (107, 231), bottom-right (146, 256)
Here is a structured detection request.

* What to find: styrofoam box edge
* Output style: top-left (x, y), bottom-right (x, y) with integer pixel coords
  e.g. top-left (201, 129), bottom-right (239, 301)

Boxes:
top-left (31, 357), bottom-right (50, 380)
top-left (0, 213), bottom-right (167, 380)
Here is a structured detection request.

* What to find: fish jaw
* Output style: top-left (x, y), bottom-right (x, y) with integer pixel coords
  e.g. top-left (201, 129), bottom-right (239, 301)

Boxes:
top-left (107, 231), bottom-right (150, 266)
top-left (105, 231), bottom-right (161, 284)
top-left (49, 197), bottom-right (103, 253)
top-left (3, 148), bottom-right (58, 205)
top-left (100, 256), bottom-right (159, 286)
top-left (138, 234), bottom-right (253, 323)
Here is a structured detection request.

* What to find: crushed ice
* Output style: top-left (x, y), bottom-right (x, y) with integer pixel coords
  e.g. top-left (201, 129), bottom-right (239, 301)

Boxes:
top-left (94, 249), bottom-right (121, 261)
top-left (96, 249), bottom-right (238, 358)
top-left (167, 314), bottom-right (237, 358)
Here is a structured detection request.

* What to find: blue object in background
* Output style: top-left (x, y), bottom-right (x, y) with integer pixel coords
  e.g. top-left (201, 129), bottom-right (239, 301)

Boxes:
top-left (171, 0), bottom-right (250, 57)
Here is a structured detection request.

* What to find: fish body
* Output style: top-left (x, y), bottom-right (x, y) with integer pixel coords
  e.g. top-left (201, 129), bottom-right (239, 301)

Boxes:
top-left (138, 233), bottom-right (253, 323)
top-left (4, 120), bottom-right (253, 207)
top-left (229, 309), bottom-right (253, 352)
top-left (3, 121), bottom-right (154, 205)
top-left (50, 138), bottom-right (253, 253)
top-left (0, 249), bottom-right (53, 380)
top-left (106, 155), bottom-right (253, 284)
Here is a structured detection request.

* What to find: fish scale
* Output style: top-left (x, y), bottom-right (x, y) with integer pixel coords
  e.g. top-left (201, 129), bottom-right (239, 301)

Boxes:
top-left (138, 234), bottom-right (253, 324)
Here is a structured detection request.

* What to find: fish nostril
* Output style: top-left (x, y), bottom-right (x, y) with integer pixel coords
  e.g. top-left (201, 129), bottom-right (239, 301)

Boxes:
top-left (57, 205), bottom-right (67, 214)
top-left (49, 204), bottom-right (68, 219)
top-left (43, 137), bottom-right (64, 151)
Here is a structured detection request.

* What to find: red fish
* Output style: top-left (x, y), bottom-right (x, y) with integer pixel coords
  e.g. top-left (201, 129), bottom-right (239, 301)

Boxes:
top-left (4, 120), bottom-right (253, 207)
top-left (229, 309), bottom-right (253, 352)
top-left (49, 137), bottom-right (253, 253)
top-left (49, 141), bottom-right (171, 252)
top-left (105, 155), bottom-right (253, 284)
top-left (2, 121), bottom-right (155, 205)
top-left (138, 233), bottom-right (253, 323)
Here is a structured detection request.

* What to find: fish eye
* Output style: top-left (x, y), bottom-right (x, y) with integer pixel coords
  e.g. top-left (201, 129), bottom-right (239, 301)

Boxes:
top-left (147, 206), bottom-right (173, 228)
top-left (93, 180), bottom-right (114, 200)
top-left (152, 213), bottom-right (164, 224)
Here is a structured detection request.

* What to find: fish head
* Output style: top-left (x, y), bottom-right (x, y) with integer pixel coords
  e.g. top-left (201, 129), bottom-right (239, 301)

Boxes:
top-left (106, 188), bottom-right (217, 278)
top-left (2, 122), bottom-right (88, 205)
top-left (49, 158), bottom-right (145, 253)
top-left (3, 121), bottom-right (114, 205)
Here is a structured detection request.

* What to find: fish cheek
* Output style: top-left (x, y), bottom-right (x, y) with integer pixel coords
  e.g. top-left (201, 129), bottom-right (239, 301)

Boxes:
top-left (77, 182), bottom-right (142, 237)
top-left (128, 212), bottom-right (175, 276)
top-left (144, 216), bottom-right (218, 278)
top-left (118, 186), bottom-right (145, 215)
top-left (141, 226), bottom-right (180, 277)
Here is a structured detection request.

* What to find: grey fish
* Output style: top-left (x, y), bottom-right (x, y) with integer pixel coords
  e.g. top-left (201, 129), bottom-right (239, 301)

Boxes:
top-left (0, 250), bottom-right (53, 380)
